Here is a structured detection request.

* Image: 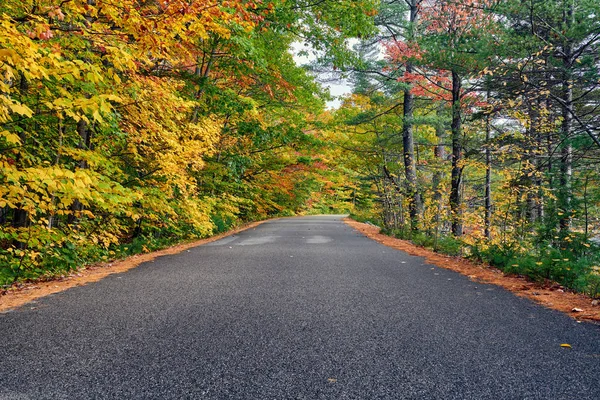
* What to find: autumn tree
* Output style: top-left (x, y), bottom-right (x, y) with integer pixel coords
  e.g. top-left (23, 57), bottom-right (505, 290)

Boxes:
top-left (0, 0), bottom-right (379, 284)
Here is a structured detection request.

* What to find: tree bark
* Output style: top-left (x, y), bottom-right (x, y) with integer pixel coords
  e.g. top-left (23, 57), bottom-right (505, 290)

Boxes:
top-left (402, 0), bottom-right (420, 232)
top-left (559, 0), bottom-right (574, 233)
top-left (450, 70), bottom-right (463, 236)
top-left (484, 110), bottom-right (492, 239)
top-left (432, 102), bottom-right (446, 237)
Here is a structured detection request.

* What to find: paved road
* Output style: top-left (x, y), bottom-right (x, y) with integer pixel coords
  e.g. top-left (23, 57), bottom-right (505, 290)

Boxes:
top-left (1, 215), bottom-right (599, 399)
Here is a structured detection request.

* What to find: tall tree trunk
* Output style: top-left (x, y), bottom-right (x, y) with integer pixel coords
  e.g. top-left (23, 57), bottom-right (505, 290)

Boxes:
top-left (450, 70), bottom-right (463, 236)
top-left (484, 110), bottom-right (492, 239)
top-left (559, 0), bottom-right (574, 233)
top-left (432, 103), bottom-right (446, 238)
top-left (402, 0), bottom-right (420, 232)
top-left (534, 97), bottom-right (545, 221)
top-left (525, 101), bottom-right (538, 225)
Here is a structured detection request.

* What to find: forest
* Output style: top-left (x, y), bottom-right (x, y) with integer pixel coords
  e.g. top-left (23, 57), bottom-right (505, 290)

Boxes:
top-left (1, 0), bottom-right (600, 298)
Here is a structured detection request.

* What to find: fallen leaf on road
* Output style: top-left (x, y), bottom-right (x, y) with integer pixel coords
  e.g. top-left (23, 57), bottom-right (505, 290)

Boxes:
top-left (560, 344), bottom-right (572, 349)
top-left (327, 378), bottom-right (337, 383)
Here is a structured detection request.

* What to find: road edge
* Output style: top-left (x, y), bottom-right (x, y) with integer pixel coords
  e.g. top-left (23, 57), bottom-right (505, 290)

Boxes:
top-left (0, 220), bottom-right (269, 312)
top-left (344, 217), bottom-right (600, 323)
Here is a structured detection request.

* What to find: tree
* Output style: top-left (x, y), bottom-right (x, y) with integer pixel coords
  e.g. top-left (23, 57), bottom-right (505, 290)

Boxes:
top-left (387, 0), bottom-right (498, 236)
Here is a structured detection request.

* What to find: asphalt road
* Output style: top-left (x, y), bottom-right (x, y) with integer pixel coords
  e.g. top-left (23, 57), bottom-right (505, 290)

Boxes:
top-left (1, 215), bottom-right (599, 399)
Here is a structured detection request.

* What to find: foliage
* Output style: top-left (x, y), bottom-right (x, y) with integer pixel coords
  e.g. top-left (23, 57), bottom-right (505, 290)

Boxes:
top-left (329, 0), bottom-right (600, 296)
top-left (3, 0), bottom-right (600, 299)
top-left (0, 0), bottom-right (377, 285)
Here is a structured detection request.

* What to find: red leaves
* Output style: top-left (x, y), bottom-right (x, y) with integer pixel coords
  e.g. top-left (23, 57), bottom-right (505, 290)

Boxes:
top-left (27, 26), bottom-right (54, 40)
top-left (383, 0), bottom-right (496, 107)
top-left (420, 0), bottom-right (496, 35)
top-left (384, 41), bottom-right (423, 64)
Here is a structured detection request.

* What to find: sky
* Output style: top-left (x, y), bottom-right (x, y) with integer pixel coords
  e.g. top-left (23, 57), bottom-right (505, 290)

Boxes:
top-left (290, 42), bottom-right (352, 109)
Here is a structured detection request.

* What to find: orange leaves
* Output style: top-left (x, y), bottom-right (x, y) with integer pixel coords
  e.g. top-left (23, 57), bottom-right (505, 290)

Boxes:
top-left (384, 40), bottom-right (423, 64)
top-left (420, 0), bottom-right (497, 36)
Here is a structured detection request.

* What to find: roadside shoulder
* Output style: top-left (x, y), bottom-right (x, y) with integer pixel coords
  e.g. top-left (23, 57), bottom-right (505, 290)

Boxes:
top-left (0, 220), bottom-right (267, 312)
top-left (344, 218), bottom-right (600, 323)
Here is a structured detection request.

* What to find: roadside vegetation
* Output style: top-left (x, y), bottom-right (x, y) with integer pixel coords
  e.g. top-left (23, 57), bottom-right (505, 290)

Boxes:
top-left (334, 0), bottom-right (600, 298)
top-left (0, 0), bottom-right (377, 285)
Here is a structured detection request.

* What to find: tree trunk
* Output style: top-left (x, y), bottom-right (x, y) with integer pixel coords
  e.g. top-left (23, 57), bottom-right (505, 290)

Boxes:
top-left (535, 98), bottom-right (545, 221)
top-left (559, 1), bottom-right (574, 234)
top-left (484, 111), bottom-right (492, 239)
top-left (450, 70), bottom-right (463, 236)
top-left (402, 0), bottom-right (420, 232)
top-left (524, 101), bottom-right (538, 225)
top-left (432, 103), bottom-right (446, 237)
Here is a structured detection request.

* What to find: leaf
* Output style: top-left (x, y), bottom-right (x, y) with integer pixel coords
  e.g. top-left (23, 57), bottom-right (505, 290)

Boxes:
top-left (9, 102), bottom-right (33, 117)
top-left (0, 130), bottom-right (22, 144)
top-left (560, 344), bottom-right (572, 349)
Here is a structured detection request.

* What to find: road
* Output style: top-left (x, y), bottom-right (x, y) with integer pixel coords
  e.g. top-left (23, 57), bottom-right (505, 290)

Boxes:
top-left (1, 215), bottom-right (599, 399)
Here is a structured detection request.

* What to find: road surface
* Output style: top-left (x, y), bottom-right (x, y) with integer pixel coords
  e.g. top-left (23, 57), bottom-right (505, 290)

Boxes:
top-left (1, 215), bottom-right (599, 399)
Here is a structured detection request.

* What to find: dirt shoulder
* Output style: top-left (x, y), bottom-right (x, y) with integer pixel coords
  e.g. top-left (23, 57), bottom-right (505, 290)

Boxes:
top-left (0, 221), bottom-right (267, 312)
top-left (344, 218), bottom-right (600, 323)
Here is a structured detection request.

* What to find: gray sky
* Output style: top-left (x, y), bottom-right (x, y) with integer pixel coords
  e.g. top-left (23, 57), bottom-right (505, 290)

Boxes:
top-left (290, 42), bottom-right (352, 109)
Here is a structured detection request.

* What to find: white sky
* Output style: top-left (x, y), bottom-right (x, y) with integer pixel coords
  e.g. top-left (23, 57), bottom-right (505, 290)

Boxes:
top-left (290, 42), bottom-right (352, 109)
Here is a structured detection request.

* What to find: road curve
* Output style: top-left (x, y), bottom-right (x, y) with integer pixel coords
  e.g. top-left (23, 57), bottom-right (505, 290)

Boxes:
top-left (1, 215), bottom-right (599, 399)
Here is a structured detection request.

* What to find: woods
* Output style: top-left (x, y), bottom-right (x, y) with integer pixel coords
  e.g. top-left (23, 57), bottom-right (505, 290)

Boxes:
top-left (333, 0), bottom-right (600, 296)
top-left (1, 0), bottom-right (600, 297)
top-left (0, 0), bottom-right (376, 284)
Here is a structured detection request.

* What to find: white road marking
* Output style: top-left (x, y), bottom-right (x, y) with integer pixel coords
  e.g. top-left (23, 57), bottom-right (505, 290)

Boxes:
top-left (205, 236), bottom-right (238, 246)
top-left (306, 235), bottom-right (332, 244)
top-left (237, 235), bottom-right (280, 246)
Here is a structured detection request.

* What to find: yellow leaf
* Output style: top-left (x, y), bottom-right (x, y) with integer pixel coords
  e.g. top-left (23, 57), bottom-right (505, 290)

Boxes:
top-left (92, 110), bottom-right (104, 123)
top-left (0, 48), bottom-right (16, 61)
top-left (0, 130), bottom-right (21, 144)
top-left (9, 102), bottom-right (33, 117)
top-left (560, 344), bottom-right (572, 349)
